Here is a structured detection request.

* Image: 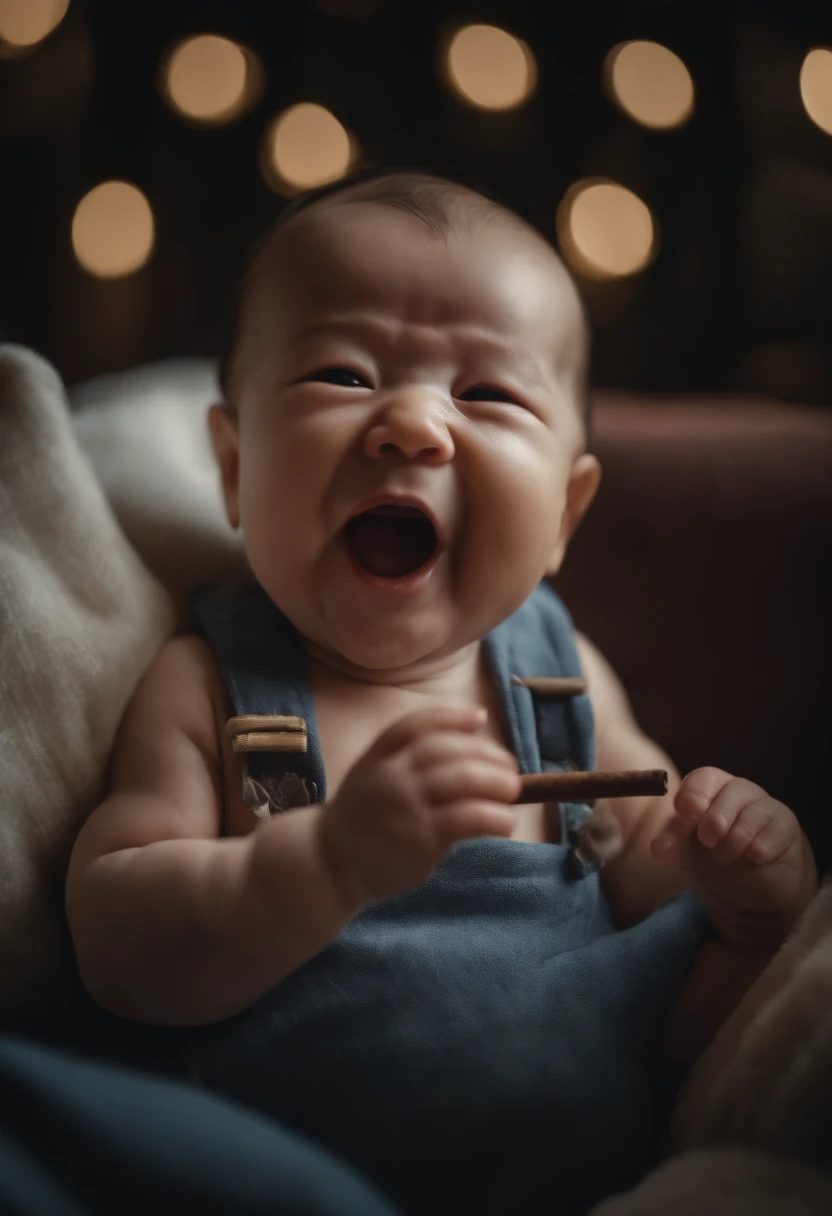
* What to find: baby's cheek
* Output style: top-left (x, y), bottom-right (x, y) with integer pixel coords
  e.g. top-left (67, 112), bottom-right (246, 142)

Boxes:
top-left (489, 472), bottom-right (563, 566)
top-left (237, 474), bottom-right (313, 602)
top-left (460, 485), bottom-right (561, 617)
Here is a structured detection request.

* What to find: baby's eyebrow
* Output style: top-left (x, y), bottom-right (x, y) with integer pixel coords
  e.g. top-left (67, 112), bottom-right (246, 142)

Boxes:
top-left (291, 316), bottom-right (389, 343)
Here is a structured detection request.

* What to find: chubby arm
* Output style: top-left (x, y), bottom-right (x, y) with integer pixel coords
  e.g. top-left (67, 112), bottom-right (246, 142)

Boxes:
top-left (66, 637), bottom-right (362, 1027)
top-left (577, 635), bottom-right (819, 1080)
top-left (576, 633), bottom-right (690, 927)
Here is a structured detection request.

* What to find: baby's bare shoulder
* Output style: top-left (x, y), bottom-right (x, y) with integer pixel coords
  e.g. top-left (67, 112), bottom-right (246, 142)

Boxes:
top-left (575, 631), bottom-right (690, 923)
top-left (116, 632), bottom-right (233, 784)
top-left (111, 636), bottom-right (222, 762)
top-left (143, 633), bottom-right (222, 692)
top-left (70, 637), bottom-right (229, 872)
top-left (575, 631), bottom-right (637, 736)
top-left (575, 630), bottom-right (676, 774)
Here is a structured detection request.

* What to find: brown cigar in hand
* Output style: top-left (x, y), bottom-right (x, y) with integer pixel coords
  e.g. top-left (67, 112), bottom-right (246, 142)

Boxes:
top-left (515, 769), bottom-right (667, 804)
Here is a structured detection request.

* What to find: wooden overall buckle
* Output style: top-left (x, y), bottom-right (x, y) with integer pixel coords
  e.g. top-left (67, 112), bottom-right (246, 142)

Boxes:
top-left (226, 714), bottom-right (308, 754)
top-left (511, 676), bottom-right (588, 697)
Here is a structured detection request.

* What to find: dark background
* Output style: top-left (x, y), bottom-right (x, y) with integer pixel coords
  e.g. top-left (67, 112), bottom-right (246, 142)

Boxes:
top-left (1, 0), bottom-right (832, 401)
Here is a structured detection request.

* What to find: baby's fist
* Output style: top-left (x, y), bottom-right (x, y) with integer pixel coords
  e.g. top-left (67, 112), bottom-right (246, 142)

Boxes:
top-left (666, 767), bottom-right (797, 868)
top-left (651, 766), bottom-right (817, 947)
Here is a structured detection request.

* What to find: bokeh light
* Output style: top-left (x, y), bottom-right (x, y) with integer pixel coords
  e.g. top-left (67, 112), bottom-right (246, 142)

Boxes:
top-left (71, 181), bottom-right (155, 279)
top-left (0, 0), bottom-right (69, 49)
top-left (556, 179), bottom-right (656, 279)
top-left (800, 48), bottom-right (832, 137)
top-left (445, 24), bottom-right (536, 111)
top-left (262, 103), bottom-right (353, 192)
top-left (162, 34), bottom-right (259, 124)
top-left (605, 41), bottom-right (694, 130)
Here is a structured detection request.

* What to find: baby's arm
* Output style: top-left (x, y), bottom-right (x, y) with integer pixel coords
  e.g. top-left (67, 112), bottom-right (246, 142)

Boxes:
top-left (68, 640), bottom-right (522, 1027)
top-left (66, 637), bottom-right (363, 1026)
top-left (575, 633), bottom-right (690, 926)
top-left (653, 767), bottom-right (817, 1077)
top-left (576, 635), bottom-right (817, 934)
top-left (577, 635), bottom-right (818, 1078)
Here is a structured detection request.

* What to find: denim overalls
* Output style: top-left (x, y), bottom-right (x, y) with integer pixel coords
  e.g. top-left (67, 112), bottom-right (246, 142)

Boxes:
top-left (186, 577), bottom-right (711, 1216)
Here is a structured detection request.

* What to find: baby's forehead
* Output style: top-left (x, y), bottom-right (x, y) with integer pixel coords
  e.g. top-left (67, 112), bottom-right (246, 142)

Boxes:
top-left (228, 184), bottom-right (588, 412)
top-left (247, 192), bottom-right (582, 335)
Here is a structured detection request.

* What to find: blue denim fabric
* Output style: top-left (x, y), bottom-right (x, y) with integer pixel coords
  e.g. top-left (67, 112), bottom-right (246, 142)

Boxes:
top-left (187, 577), bottom-right (711, 1216)
top-left (0, 1037), bottom-right (402, 1215)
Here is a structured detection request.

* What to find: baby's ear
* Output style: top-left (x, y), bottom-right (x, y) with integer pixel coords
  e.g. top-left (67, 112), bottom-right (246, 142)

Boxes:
top-left (544, 453), bottom-right (602, 577)
top-left (207, 403), bottom-right (241, 529)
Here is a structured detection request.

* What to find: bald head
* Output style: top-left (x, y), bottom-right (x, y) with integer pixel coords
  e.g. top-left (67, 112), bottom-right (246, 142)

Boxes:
top-left (219, 168), bottom-right (592, 448)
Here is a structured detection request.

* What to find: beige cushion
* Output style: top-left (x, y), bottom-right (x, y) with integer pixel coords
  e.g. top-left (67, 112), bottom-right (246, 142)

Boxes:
top-left (588, 1149), bottom-right (832, 1216)
top-left (71, 358), bottom-right (246, 627)
top-left (0, 345), bottom-right (174, 1025)
top-left (672, 876), bottom-right (832, 1164)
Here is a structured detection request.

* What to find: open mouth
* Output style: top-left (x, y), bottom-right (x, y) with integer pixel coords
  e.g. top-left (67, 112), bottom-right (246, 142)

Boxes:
top-left (343, 505), bottom-right (439, 579)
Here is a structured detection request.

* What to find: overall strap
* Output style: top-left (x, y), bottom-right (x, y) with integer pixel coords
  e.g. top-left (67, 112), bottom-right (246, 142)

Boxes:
top-left (189, 579), bottom-right (327, 815)
top-left (482, 580), bottom-right (595, 775)
top-left (190, 578), bottom-right (594, 847)
top-left (482, 580), bottom-right (597, 870)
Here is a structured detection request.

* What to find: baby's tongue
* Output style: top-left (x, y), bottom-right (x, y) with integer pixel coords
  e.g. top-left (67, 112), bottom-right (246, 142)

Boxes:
top-left (345, 509), bottom-right (436, 578)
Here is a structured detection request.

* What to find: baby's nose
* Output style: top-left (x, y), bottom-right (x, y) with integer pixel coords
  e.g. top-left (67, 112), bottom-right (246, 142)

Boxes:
top-left (363, 392), bottom-right (454, 462)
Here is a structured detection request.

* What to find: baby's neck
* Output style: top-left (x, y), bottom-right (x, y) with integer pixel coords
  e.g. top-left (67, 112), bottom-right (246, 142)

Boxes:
top-left (300, 637), bottom-right (484, 702)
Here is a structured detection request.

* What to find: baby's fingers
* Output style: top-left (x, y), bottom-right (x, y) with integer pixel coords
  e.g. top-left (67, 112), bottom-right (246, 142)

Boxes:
top-left (706, 788), bottom-right (780, 864)
top-left (677, 769), bottom-right (777, 862)
top-left (425, 758), bottom-right (522, 808)
top-left (717, 797), bottom-right (797, 866)
top-left (674, 766), bottom-right (736, 826)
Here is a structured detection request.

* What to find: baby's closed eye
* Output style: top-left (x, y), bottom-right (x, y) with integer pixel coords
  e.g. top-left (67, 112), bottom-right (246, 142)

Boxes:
top-left (304, 367), bottom-right (370, 388)
top-left (456, 385), bottom-right (518, 404)
top-left (299, 368), bottom-right (532, 414)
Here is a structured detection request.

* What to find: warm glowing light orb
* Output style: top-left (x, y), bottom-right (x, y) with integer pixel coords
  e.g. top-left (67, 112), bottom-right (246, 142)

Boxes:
top-left (71, 181), bottom-right (154, 279)
top-left (446, 24), bottom-right (536, 111)
top-left (263, 103), bottom-right (353, 191)
top-left (0, 0), bottom-right (69, 48)
top-left (557, 179), bottom-right (656, 279)
top-left (605, 40), bottom-right (694, 129)
top-left (800, 48), bottom-right (832, 137)
top-left (164, 34), bottom-right (255, 124)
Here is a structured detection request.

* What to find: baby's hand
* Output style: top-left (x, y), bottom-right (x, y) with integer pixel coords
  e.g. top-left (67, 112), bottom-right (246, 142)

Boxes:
top-left (650, 767), bottom-right (817, 948)
top-left (317, 705), bottom-right (521, 907)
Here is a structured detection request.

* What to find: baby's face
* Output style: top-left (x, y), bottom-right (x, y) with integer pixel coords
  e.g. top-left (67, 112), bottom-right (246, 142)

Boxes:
top-left (211, 198), bottom-right (600, 681)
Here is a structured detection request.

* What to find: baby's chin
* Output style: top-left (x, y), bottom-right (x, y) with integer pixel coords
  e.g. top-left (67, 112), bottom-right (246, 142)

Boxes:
top-left (304, 632), bottom-right (466, 684)
top-left (258, 563), bottom-right (518, 681)
top-left (293, 611), bottom-right (478, 685)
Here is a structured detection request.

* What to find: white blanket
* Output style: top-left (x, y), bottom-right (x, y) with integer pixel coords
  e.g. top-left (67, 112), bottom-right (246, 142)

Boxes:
top-left (0, 345), bottom-right (173, 1023)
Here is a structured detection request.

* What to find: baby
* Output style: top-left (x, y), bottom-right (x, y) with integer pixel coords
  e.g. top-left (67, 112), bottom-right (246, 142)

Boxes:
top-left (66, 169), bottom-right (817, 1215)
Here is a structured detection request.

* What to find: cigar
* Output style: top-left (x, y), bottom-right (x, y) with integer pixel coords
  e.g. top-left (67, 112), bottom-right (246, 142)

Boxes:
top-left (515, 769), bottom-right (667, 803)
